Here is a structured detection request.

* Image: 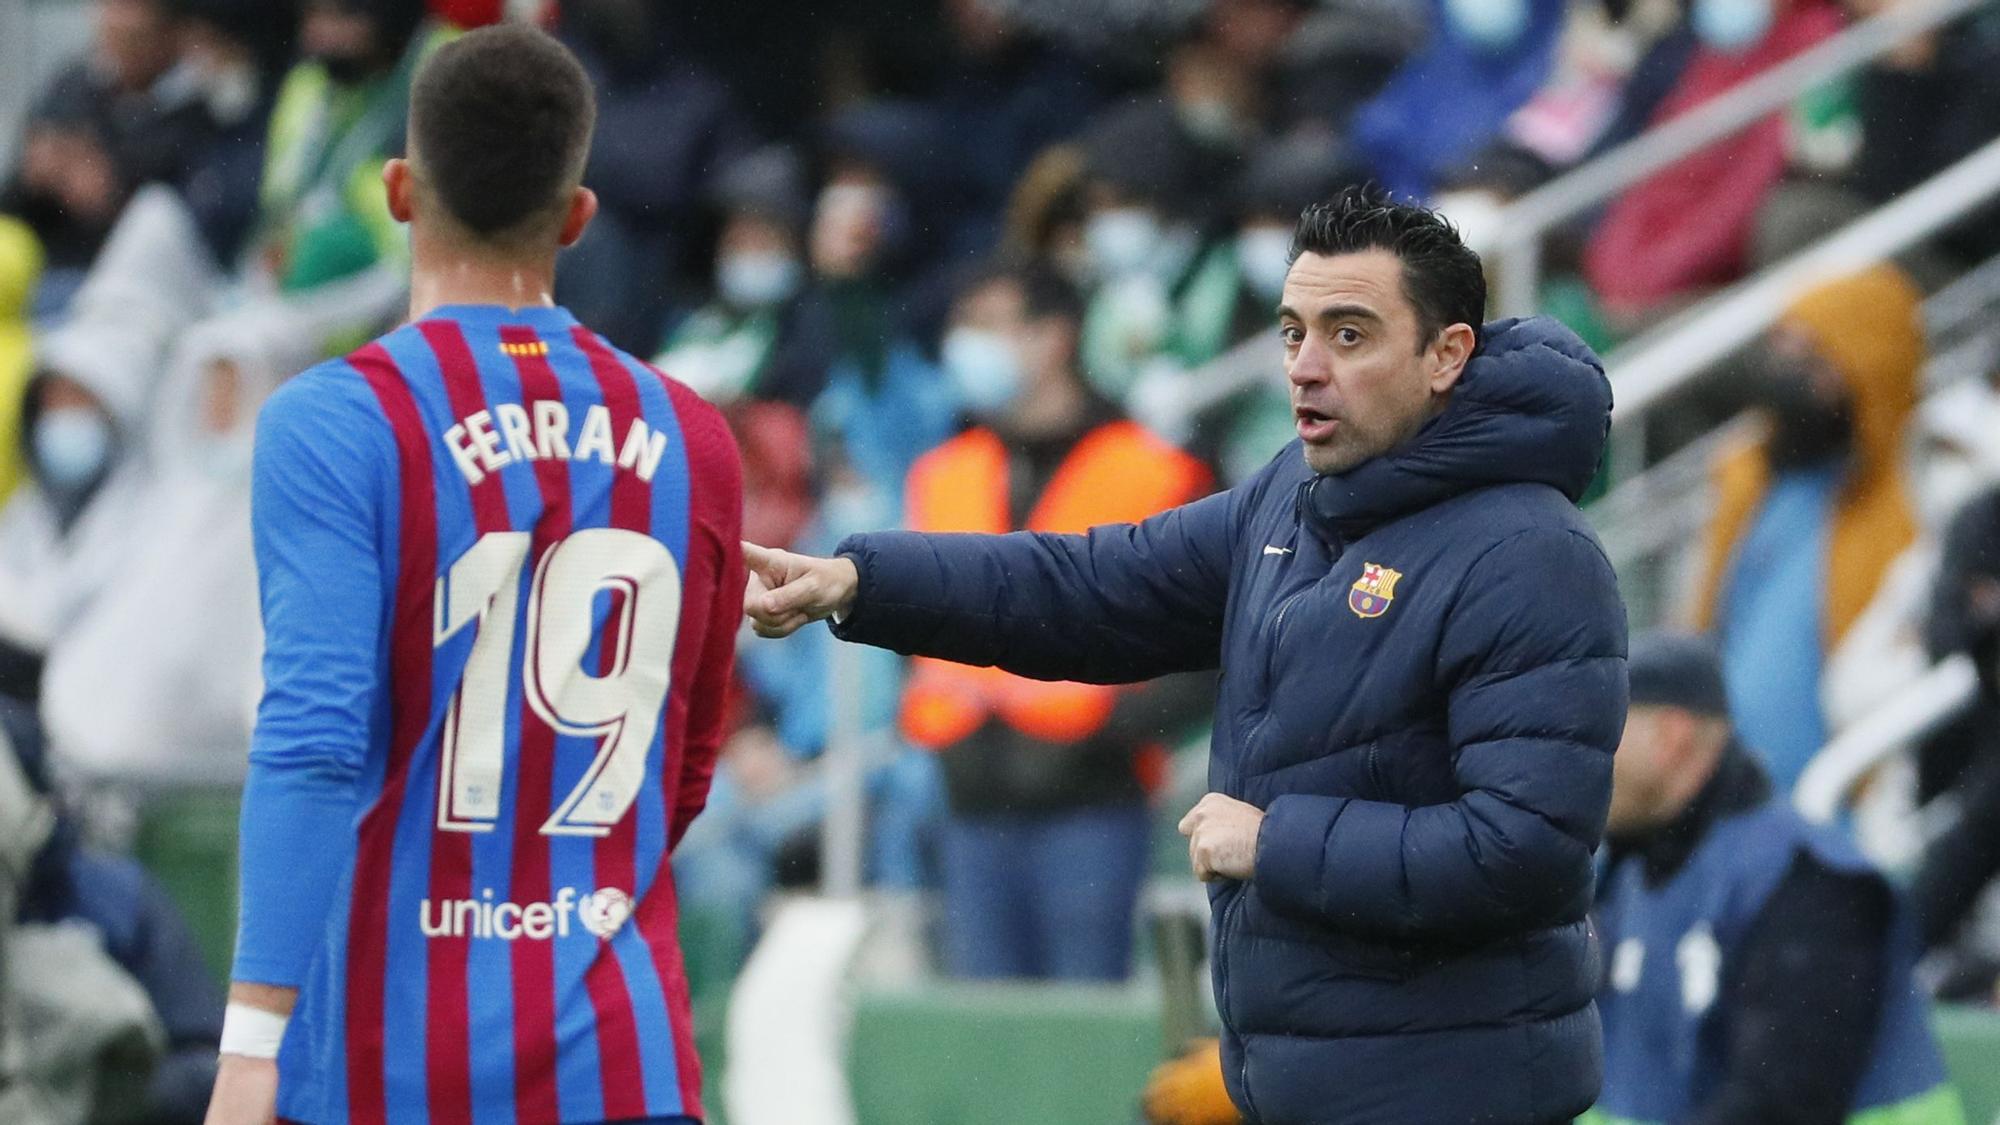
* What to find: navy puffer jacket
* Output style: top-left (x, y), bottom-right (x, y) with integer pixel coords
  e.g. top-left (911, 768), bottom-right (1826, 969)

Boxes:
top-left (833, 317), bottom-right (1628, 1124)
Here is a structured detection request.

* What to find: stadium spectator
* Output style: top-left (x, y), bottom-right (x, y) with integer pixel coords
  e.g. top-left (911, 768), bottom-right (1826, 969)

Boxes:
top-left (746, 190), bottom-right (1627, 1122)
top-left (0, 0), bottom-right (201, 284)
top-left (915, 0), bottom-right (1106, 256)
top-left (904, 259), bottom-right (1211, 981)
top-left (0, 188), bottom-right (215, 703)
top-left (1583, 0), bottom-right (1845, 318)
top-left (1847, 0), bottom-right (2000, 266)
top-left (553, 0), bottom-right (752, 351)
top-left (1823, 373), bottom-right (2000, 786)
top-left (1, 699), bottom-right (224, 1125)
top-left (165, 0), bottom-right (296, 267)
top-left (654, 146), bottom-right (824, 409)
top-left (248, 0), bottom-right (435, 295)
top-left (1072, 100), bottom-right (1217, 400)
top-left (1593, 631), bottom-right (1961, 1124)
top-left (1348, 0), bottom-right (1570, 198)
top-left (1907, 487), bottom-right (2000, 975)
top-left (1690, 265), bottom-right (1924, 794)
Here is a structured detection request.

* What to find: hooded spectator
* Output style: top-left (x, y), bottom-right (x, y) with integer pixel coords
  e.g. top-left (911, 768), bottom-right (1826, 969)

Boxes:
top-left (1691, 264), bottom-right (1924, 792)
top-left (1348, 0), bottom-right (1570, 198)
top-left (1583, 0), bottom-right (1845, 317)
top-left (0, 188), bottom-right (215, 701)
top-left (41, 269), bottom-right (404, 788)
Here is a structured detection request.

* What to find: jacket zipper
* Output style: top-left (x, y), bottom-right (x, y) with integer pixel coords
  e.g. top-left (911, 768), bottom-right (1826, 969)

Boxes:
top-left (1213, 886), bottom-right (1256, 1117)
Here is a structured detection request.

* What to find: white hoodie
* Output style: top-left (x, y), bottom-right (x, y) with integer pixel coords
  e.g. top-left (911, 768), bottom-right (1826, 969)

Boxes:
top-left (41, 268), bottom-right (405, 786)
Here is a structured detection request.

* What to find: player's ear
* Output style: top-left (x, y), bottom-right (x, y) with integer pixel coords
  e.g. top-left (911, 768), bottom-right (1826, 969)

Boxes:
top-left (1427, 322), bottom-right (1477, 395)
top-left (557, 187), bottom-right (598, 249)
top-left (383, 158), bottom-right (416, 225)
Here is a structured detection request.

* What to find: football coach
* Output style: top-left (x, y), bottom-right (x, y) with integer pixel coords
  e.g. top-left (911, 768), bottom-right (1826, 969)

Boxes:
top-left (744, 187), bottom-right (1628, 1125)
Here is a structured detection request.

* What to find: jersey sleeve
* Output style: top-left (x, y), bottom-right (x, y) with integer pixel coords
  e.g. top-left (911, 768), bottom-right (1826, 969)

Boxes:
top-left (668, 390), bottom-right (744, 851)
top-left (231, 367), bottom-right (394, 986)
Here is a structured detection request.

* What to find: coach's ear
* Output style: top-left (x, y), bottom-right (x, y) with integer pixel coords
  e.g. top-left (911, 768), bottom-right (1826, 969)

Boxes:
top-left (557, 187), bottom-right (598, 249)
top-left (383, 158), bottom-right (416, 225)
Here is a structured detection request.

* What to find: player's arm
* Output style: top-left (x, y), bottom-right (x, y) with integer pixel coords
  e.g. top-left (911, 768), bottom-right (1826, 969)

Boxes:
top-left (747, 487), bottom-right (1238, 684)
top-left (1253, 528), bottom-right (1626, 940)
top-left (208, 375), bottom-right (391, 1124)
top-left (669, 398), bottom-right (745, 849)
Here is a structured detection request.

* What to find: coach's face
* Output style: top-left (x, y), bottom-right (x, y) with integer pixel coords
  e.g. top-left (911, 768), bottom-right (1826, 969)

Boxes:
top-left (1280, 248), bottom-right (1474, 475)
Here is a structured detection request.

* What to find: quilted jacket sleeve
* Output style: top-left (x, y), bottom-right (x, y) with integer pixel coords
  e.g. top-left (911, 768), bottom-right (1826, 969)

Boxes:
top-left (829, 488), bottom-right (1237, 685)
top-left (1254, 526), bottom-right (1628, 939)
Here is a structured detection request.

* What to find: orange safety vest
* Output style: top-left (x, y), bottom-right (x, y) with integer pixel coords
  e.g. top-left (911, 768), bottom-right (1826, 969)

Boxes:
top-left (898, 420), bottom-right (1211, 749)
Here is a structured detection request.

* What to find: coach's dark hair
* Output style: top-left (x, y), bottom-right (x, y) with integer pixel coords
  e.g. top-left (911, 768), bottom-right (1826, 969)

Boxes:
top-left (1291, 186), bottom-right (1486, 350)
top-left (956, 256), bottom-right (1086, 326)
top-left (409, 24), bottom-right (596, 245)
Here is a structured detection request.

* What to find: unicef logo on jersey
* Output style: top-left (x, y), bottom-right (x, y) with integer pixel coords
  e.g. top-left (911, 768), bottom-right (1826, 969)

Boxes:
top-left (419, 886), bottom-right (634, 941)
top-left (577, 887), bottom-right (633, 940)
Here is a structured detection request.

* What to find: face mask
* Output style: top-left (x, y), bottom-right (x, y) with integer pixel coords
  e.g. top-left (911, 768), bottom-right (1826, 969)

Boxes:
top-left (717, 252), bottom-right (802, 309)
top-left (1086, 208), bottom-right (1162, 281)
top-left (1693, 0), bottom-right (1773, 53)
top-left (33, 407), bottom-right (113, 492)
top-left (202, 61), bottom-right (260, 126)
top-left (1236, 227), bottom-right (1294, 304)
top-left (942, 327), bottom-right (1025, 417)
top-left (1445, 0), bottom-right (1529, 50)
top-left (1753, 357), bottom-right (1851, 471)
top-left (314, 52), bottom-right (376, 87)
top-left (1178, 99), bottom-right (1242, 146)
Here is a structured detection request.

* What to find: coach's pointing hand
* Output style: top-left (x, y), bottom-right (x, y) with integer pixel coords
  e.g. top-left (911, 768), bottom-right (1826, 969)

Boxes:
top-left (743, 542), bottom-right (860, 638)
top-left (1179, 793), bottom-right (1265, 883)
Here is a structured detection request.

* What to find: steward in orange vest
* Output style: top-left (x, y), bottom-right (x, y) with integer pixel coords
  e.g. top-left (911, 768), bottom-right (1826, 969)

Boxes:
top-left (901, 415), bottom-right (1211, 813)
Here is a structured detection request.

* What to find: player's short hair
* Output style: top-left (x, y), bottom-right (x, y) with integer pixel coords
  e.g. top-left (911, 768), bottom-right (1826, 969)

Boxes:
top-left (956, 257), bottom-right (1085, 327)
top-left (1291, 186), bottom-right (1486, 350)
top-left (408, 23), bottom-right (596, 247)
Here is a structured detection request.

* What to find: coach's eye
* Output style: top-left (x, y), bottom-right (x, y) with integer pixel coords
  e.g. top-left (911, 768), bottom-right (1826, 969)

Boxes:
top-left (1280, 326), bottom-right (1304, 346)
top-left (1337, 327), bottom-right (1362, 345)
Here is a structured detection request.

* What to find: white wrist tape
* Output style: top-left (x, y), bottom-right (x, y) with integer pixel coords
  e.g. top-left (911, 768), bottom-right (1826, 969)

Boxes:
top-left (219, 1003), bottom-right (289, 1059)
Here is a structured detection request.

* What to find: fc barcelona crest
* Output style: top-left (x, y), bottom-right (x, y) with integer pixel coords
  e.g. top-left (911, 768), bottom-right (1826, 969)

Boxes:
top-left (1349, 562), bottom-right (1403, 619)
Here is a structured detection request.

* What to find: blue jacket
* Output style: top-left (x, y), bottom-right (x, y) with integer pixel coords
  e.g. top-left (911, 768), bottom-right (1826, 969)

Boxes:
top-left (833, 316), bottom-right (1628, 1123)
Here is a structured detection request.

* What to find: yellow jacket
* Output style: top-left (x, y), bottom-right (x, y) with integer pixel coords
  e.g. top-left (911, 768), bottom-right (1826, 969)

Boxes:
top-left (0, 219), bottom-right (42, 504)
top-left (1693, 264), bottom-right (1924, 646)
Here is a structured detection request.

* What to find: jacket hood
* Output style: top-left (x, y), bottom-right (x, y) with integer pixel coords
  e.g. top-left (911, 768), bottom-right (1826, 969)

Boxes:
top-left (1306, 315), bottom-right (1611, 537)
top-left (1777, 264), bottom-right (1923, 485)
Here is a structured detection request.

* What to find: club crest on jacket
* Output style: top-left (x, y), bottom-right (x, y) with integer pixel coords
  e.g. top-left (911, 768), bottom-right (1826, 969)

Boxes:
top-left (1349, 562), bottom-right (1403, 619)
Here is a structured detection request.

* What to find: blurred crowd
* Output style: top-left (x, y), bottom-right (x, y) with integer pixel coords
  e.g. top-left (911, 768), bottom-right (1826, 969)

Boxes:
top-left (5, 0), bottom-right (2000, 1118)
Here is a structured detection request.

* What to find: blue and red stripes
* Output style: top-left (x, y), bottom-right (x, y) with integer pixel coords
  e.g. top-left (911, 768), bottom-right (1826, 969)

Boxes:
top-left (348, 342), bottom-right (441, 1125)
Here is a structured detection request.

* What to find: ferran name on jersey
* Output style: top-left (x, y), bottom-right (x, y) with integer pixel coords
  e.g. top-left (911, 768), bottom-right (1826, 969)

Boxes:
top-left (443, 400), bottom-right (669, 488)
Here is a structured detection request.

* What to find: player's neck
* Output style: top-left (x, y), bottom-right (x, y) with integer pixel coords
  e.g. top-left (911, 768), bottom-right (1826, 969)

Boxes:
top-left (407, 241), bottom-right (561, 321)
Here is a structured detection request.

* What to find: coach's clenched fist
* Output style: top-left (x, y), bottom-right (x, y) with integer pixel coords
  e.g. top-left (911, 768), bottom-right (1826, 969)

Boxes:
top-left (1178, 793), bottom-right (1264, 883)
top-left (743, 542), bottom-right (860, 638)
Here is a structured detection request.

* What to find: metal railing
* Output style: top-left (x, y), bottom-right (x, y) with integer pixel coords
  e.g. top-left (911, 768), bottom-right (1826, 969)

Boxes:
top-left (1606, 133), bottom-right (2000, 428)
top-left (1485, 0), bottom-right (1988, 316)
top-left (1795, 655), bottom-right (1980, 823)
